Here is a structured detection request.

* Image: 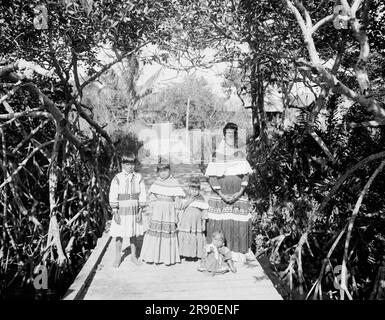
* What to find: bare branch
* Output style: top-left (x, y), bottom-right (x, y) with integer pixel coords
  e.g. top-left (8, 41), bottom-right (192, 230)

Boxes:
top-left (293, 0), bottom-right (313, 27)
top-left (340, 0), bottom-right (352, 14)
top-left (0, 109), bottom-right (52, 121)
top-left (78, 41), bottom-right (150, 94)
top-left (306, 86), bottom-right (336, 163)
top-left (350, 118), bottom-right (385, 128)
top-left (74, 102), bottom-right (115, 148)
top-left (286, 0), bottom-right (308, 34)
top-left (286, 0), bottom-right (320, 64)
top-left (312, 14), bottom-right (336, 34)
top-left (12, 120), bottom-right (50, 154)
top-left (0, 80), bottom-right (22, 105)
top-left (351, 0), bottom-right (364, 16)
top-left (307, 223), bottom-right (348, 300)
top-left (47, 36), bottom-right (72, 101)
top-left (319, 151), bottom-right (385, 212)
top-left (72, 51), bottom-right (82, 100)
top-left (331, 35), bottom-right (348, 75)
top-left (0, 140), bottom-right (54, 191)
top-left (311, 64), bottom-right (385, 120)
top-left (22, 82), bottom-right (85, 152)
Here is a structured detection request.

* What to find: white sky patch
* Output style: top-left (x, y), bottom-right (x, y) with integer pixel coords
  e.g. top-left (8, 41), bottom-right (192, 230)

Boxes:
top-left (137, 44), bottom-right (230, 98)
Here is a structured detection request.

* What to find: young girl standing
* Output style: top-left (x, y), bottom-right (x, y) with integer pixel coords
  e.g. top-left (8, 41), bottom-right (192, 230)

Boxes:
top-left (178, 177), bottom-right (208, 260)
top-left (109, 154), bottom-right (146, 267)
top-left (140, 159), bottom-right (185, 265)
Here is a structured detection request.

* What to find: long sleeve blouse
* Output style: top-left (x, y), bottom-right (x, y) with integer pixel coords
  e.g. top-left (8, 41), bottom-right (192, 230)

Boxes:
top-left (109, 171), bottom-right (147, 209)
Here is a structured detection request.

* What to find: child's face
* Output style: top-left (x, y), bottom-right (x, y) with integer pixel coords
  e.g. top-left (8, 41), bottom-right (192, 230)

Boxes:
top-left (212, 234), bottom-right (224, 248)
top-left (158, 168), bottom-right (170, 180)
top-left (189, 187), bottom-right (199, 197)
top-left (122, 162), bottom-right (135, 173)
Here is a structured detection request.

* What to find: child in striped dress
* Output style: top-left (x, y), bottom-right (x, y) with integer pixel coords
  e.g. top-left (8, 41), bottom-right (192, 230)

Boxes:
top-left (140, 159), bottom-right (185, 265)
top-left (109, 154), bottom-right (146, 267)
top-left (177, 177), bottom-right (208, 260)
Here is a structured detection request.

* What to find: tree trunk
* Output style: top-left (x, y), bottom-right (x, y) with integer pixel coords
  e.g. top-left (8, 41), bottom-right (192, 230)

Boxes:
top-left (250, 59), bottom-right (269, 146)
top-left (44, 126), bottom-right (67, 266)
top-left (256, 62), bottom-right (269, 145)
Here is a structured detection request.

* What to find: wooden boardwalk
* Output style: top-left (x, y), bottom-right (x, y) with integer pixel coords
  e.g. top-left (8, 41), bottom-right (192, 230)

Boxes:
top-left (79, 239), bottom-right (281, 300)
top-left (64, 164), bottom-right (282, 300)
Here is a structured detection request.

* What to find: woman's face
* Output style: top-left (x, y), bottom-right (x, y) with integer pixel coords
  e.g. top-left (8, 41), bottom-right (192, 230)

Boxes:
top-left (224, 128), bottom-right (236, 147)
top-left (122, 162), bottom-right (135, 173)
top-left (158, 168), bottom-right (171, 180)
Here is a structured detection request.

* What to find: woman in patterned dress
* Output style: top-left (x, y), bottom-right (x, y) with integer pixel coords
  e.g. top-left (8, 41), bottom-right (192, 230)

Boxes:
top-left (205, 122), bottom-right (256, 261)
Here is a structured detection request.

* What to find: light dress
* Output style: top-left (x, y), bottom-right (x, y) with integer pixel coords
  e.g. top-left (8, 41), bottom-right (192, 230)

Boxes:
top-left (109, 171), bottom-right (146, 238)
top-left (139, 176), bottom-right (185, 265)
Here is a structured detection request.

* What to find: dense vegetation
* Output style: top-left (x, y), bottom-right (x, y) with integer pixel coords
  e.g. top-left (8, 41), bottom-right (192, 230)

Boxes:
top-left (0, 0), bottom-right (177, 299)
top-left (1, 0), bottom-right (385, 300)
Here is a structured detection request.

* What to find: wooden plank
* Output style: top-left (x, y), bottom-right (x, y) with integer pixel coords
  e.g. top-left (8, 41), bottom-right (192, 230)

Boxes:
top-left (94, 275), bottom-right (273, 288)
top-left (82, 238), bottom-right (281, 300)
top-left (85, 287), bottom-right (281, 300)
top-left (97, 281), bottom-right (277, 294)
top-left (62, 231), bottom-right (111, 300)
top-left (85, 284), bottom-right (280, 299)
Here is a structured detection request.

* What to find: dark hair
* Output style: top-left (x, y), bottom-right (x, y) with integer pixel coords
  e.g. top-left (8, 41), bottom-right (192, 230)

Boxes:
top-left (189, 177), bottom-right (201, 189)
top-left (212, 230), bottom-right (225, 241)
top-left (157, 157), bottom-right (171, 172)
top-left (121, 153), bottom-right (136, 164)
top-left (223, 122), bottom-right (238, 136)
top-left (223, 122), bottom-right (238, 148)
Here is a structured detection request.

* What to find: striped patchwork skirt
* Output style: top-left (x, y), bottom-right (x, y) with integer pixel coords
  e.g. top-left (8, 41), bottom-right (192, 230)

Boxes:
top-left (109, 199), bottom-right (143, 238)
top-left (140, 199), bottom-right (180, 265)
top-left (177, 206), bottom-right (205, 259)
top-left (206, 194), bottom-right (253, 254)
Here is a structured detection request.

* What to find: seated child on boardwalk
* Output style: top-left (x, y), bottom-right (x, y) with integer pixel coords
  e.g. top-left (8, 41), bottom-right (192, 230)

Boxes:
top-left (140, 159), bottom-right (185, 266)
top-left (198, 230), bottom-right (237, 275)
top-left (109, 154), bottom-right (146, 267)
top-left (178, 177), bottom-right (209, 260)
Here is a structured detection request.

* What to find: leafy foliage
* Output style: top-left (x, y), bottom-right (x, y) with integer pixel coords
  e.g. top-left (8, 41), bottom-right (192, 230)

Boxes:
top-left (0, 0), bottom-right (180, 299)
top-left (1, 0), bottom-right (385, 301)
top-left (248, 93), bottom-right (385, 299)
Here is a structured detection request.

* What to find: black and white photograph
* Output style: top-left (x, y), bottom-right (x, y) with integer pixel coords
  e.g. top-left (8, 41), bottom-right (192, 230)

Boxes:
top-left (0, 0), bottom-right (385, 306)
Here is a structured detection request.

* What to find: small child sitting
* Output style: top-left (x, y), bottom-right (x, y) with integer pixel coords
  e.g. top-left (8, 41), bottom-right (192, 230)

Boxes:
top-left (198, 230), bottom-right (237, 276)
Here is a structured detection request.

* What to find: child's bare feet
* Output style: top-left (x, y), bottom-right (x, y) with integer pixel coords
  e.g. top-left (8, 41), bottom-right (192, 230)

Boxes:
top-left (245, 250), bottom-right (257, 262)
top-left (228, 260), bottom-right (237, 273)
top-left (113, 257), bottom-right (121, 268)
top-left (131, 255), bottom-right (142, 265)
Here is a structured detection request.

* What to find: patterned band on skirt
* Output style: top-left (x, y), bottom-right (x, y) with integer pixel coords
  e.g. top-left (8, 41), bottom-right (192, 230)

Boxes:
top-left (140, 200), bottom-right (180, 265)
top-left (178, 205), bottom-right (206, 258)
top-left (206, 195), bottom-right (252, 254)
top-left (109, 199), bottom-right (143, 238)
